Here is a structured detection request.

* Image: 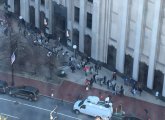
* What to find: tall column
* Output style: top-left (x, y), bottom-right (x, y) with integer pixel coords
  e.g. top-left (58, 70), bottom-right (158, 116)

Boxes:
top-left (116, 0), bottom-right (129, 73)
top-left (20, 0), bottom-right (25, 18)
top-left (103, 0), bottom-right (112, 63)
top-left (45, 0), bottom-right (53, 34)
top-left (66, 0), bottom-right (73, 41)
top-left (162, 74), bottom-right (165, 97)
top-left (8, 0), bottom-right (14, 12)
top-left (98, 0), bottom-right (106, 61)
top-left (35, 0), bottom-right (40, 28)
top-left (79, 0), bottom-right (86, 53)
top-left (147, 0), bottom-right (162, 89)
top-left (132, 0), bottom-right (145, 80)
top-left (91, 0), bottom-right (100, 59)
top-left (99, 0), bottom-right (112, 63)
top-left (24, 0), bottom-right (30, 22)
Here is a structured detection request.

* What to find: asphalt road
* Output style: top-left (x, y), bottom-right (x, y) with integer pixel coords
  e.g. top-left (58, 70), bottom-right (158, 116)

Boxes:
top-left (0, 95), bottom-right (93, 120)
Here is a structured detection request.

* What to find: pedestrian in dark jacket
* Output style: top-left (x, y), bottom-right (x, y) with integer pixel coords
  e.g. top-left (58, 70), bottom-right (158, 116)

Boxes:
top-left (120, 85), bottom-right (124, 96)
top-left (93, 74), bottom-right (96, 83)
top-left (103, 76), bottom-right (107, 85)
top-left (70, 65), bottom-right (75, 73)
top-left (112, 71), bottom-right (117, 80)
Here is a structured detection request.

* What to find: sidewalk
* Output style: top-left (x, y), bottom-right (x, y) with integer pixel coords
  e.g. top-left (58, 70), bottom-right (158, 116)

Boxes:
top-left (60, 46), bottom-right (165, 107)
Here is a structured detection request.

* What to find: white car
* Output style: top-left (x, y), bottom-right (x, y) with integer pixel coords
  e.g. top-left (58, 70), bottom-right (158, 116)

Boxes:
top-left (73, 96), bottom-right (113, 119)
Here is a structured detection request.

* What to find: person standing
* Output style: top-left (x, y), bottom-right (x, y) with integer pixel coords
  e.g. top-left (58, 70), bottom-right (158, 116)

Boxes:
top-left (89, 78), bottom-right (94, 88)
top-left (132, 88), bottom-right (136, 96)
top-left (120, 85), bottom-right (124, 96)
top-left (103, 76), bottom-right (107, 85)
top-left (112, 71), bottom-right (117, 80)
top-left (94, 64), bottom-right (98, 74)
top-left (155, 91), bottom-right (159, 100)
top-left (93, 74), bottom-right (96, 83)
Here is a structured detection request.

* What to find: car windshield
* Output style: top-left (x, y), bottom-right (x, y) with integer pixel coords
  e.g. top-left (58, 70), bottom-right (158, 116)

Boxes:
top-left (78, 100), bottom-right (84, 106)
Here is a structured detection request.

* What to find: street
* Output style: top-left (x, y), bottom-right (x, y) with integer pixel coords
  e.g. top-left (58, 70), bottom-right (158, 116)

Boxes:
top-left (0, 95), bottom-right (93, 120)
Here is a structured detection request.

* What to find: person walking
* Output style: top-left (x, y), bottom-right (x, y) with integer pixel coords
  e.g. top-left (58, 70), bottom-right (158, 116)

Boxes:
top-left (89, 78), bottom-right (94, 88)
top-left (105, 96), bottom-right (110, 104)
top-left (112, 71), bottom-right (117, 80)
top-left (155, 91), bottom-right (159, 100)
top-left (139, 87), bottom-right (143, 96)
top-left (113, 83), bottom-right (117, 95)
top-left (70, 65), bottom-right (75, 73)
top-left (93, 74), bottom-right (96, 83)
top-left (94, 64), bottom-right (98, 74)
top-left (120, 85), bottom-right (125, 96)
top-left (103, 76), bottom-right (107, 85)
top-left (132, 88), bottom-right (136, 96)
top-left (107, 79), bottom-right (110, 89)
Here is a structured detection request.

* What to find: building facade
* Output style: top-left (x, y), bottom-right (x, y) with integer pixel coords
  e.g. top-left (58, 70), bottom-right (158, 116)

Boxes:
top-left (7, 0), bottom-right (165, 97)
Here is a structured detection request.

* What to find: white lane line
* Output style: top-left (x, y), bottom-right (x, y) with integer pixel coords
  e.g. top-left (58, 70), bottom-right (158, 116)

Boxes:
top-left (0, 112), bottom-right (20, 119)
top-left (22, 103), bottom-right (81, 120)
top-left (0, 97), bottom-right (81, 120)
top-left (0, 97), bottom-right (15, 102)
top-left (22, 103), bottom-right (51, 112)
top-left (57, 112), bottom-right (82, 120)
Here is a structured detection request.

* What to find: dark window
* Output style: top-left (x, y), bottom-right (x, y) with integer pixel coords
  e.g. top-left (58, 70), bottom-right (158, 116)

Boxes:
top-left (74, 7), bottom-right (80, 23)
top-left (41, 0), bottom-right (45, 5)
top-left (88, 0), bottom-right (93, 3)
top-left (87, 13), bottom-right (92, 29)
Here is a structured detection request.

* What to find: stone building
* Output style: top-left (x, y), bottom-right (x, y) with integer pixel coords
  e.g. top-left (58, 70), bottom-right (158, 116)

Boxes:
top-left (7, 0), bottom-right (165, 97)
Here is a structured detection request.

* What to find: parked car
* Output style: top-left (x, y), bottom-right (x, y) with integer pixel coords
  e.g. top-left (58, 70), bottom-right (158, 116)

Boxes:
top-left (9, 86), bottom-right (39, 101)
top-left (0, 80), bottom-right (8, 93)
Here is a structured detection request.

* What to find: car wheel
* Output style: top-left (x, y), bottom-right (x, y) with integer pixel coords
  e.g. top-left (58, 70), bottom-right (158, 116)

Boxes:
top-left (95, 116), bottom-right (102, 119)
top-left (75, 110), bottom-right (80, 115)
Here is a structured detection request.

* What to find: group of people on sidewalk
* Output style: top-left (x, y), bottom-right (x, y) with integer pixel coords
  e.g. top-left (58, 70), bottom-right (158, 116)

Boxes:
top-left (80, 61), bottom-right (126, 97)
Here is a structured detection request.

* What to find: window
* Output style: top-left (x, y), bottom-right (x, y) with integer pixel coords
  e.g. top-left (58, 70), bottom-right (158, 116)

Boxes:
top-left (87, 13), bottom-right (92, 29)
top-left (41, 0), bottom-right (45, 5)
top-left (74, 7), bottom-right (80, 23)
top-left (88, 0), bottom-right (93, 3)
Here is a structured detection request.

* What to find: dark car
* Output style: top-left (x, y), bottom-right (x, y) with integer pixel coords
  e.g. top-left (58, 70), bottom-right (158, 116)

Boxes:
top-left (0, 80), bottom-right (8, 93)
top-left (9, 86), bottom-right (39, 101)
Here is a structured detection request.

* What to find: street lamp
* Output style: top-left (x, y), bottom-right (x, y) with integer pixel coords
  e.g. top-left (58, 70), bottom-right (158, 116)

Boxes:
top-left (73, 45), bottom-right (77, 58)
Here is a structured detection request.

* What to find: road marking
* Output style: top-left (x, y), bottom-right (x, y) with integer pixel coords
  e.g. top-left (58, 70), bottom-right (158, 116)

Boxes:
top-left (0, 112), bottom-right (20, 119)
top-left (57, 112), bottom-right (82, 120)
top-left (22, 103), bottom-right (82, 120)
top-left (0, 97), bottom-right (82, 120)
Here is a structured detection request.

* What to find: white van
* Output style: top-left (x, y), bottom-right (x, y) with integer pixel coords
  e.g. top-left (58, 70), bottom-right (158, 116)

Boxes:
top-left (73, 96), bottom-right (113, 119)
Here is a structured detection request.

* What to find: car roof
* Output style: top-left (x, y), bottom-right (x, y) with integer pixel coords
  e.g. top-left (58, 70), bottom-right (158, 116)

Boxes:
top-left (24, 86), bottom-right (39, 92)
top-left (14, 86), bottom-right (39, 93)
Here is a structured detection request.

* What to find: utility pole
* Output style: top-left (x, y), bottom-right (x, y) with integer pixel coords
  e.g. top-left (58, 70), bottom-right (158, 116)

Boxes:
top-left (9, 21), bottom-right (17, 86)
top-left (9, 24), bottom-right (15, 86)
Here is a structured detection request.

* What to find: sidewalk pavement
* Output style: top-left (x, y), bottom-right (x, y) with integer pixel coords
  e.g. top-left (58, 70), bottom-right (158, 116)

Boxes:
top-left (60, 46), bottom-right (165, 107)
